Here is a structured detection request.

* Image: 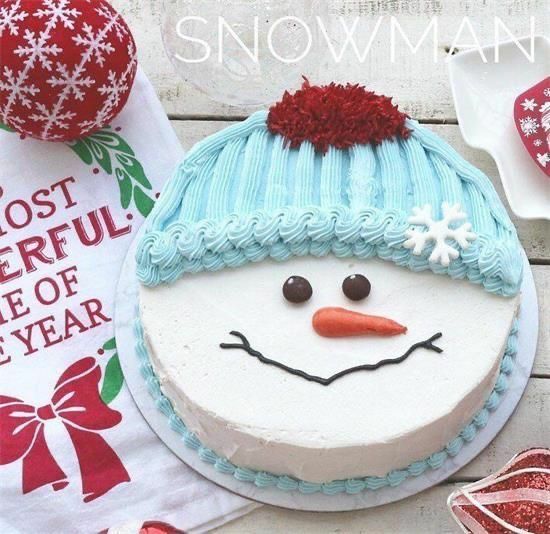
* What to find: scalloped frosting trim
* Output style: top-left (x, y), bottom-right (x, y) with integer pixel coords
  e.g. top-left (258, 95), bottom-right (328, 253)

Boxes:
top-left (135, 315), bottom-right (518, 495)
top-left (136, 206), bottom-right (523, 297)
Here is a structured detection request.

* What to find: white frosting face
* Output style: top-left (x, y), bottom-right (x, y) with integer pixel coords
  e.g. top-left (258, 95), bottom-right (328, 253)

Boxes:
top-left (140, 256), bottom-right (519, 481)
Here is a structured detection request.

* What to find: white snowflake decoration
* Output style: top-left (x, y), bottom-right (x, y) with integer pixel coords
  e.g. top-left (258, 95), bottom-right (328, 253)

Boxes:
top-left (79, 70), bottom-right (127, 131)
top-left (95, 4), bottom-right (128, 41)
top-left (0, 66), bottom-right (39, 108)
top-left (0, 0), bottom-right (81, 128)
top-left (519, 116), bottom-right (540, 137)
top-left (79, 40), bottom-right (136, 132)
top-left (404, 203), bottom-right (476, 267)
top-left (72, 22), bottom-right (115, 66)
top-left (14, 28), bottom-right (62, 70)
top-left (35, 0), bottom-right (80, 30)
top-left (520, 98), bottom-right (537, 111)
top-left (30, 102), bottom-right (75, 130)
top-left (537, 152), bottom-right (550, 168)
top-left (47, 63), bottom-right (94, 100)
top-left (0, 0), bottom-right (28, 37)
top-left (98, 70), bottom-right (128, 108)
top-left (534, 139), bottom-right (543, 147)
top-left (544, 88), bottom-right (550, 98)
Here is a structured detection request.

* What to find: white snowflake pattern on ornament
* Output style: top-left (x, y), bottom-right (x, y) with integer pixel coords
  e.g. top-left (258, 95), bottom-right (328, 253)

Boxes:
top-left (519, 116), bottom-right (539, 137)
top-left (79, 41), bottom-right (137, 132)
top-left (14, 28), bottom-right (62, 70)
top-left (537, 152), bottom-right (550, 167)
top-left (0, 0), bottom-right (28, 37)
top-left (98, 71), bottom-right (128, 109)
top-left (47, 63), bottom-right (94, 100)
top-left (404, 203), bottom-right (476, 267)
top-left (1, 0), bottom-right (80, 126)
top-left (544, 88), bottom-right (550, 98)
top-left (78, 70), bottom-right (127, 131)
top-left (0, 66), bottom-right (39, 108)
top-left (520, 98), bottom-right (537, 111)
top-left (534, 139), bottom-right (543, 147)
top-left (1, 0), bottom-right (136, 140)
top-left (95, 4), bottom-right (128, 41)
top-left (30, 102), bottom-right (75, 131)
top-left (72, 22), bottom-right (115, 66)
top-left (40, 2), bottom-right (128, 138)
top-left (35, 0), bottom-right (80, 30)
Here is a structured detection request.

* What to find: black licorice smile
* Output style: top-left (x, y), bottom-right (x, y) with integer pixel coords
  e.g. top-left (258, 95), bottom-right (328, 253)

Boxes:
top-left (219, 331), bottom-right (443, 386)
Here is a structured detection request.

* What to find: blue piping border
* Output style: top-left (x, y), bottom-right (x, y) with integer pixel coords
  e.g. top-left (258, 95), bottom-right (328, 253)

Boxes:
top-left (135, 316), bottom-right (518, 494)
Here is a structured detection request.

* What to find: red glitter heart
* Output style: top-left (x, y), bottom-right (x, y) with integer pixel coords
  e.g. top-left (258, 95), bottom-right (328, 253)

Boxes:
top-left (448, 448), bottom-right (550, 533)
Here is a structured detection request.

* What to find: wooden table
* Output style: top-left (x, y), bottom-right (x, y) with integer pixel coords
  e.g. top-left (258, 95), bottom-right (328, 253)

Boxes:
top-left (114, 1), bottom-right (549, 531)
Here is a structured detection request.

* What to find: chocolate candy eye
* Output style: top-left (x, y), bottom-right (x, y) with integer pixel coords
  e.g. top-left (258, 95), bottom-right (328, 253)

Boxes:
top-left (283, 276), bottom-right (312, 304)
top-left (342, 274), bottom-right (371, 301)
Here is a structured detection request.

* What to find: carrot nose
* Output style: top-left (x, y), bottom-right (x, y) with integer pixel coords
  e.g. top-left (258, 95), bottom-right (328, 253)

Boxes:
top-left (312, 307), bottom-right (407, 337)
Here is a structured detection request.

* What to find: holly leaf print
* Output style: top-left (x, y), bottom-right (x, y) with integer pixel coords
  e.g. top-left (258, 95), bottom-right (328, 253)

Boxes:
top-left (85, 138), bottom-right (113, 174)
top-left (100, 337), bottom-right (124, 405)
top-left (134, 185), bottom-right (155, 216)
top-left (103, 337), bottom-right (117, 351)
top-left (116, 168), bottom-right (133, 209)
top-left (115, 152), bottom-right (152, 189)
top-left (101, 354), bottom-right (124, 405)
top-left (89, 130), bottom-right (134, 154)
top-left (2, 122), bottom-right (157, 218)
top-left (67, 139), bottom-right (94, 165)
top-left (66, 126), bottom-right (155, 218)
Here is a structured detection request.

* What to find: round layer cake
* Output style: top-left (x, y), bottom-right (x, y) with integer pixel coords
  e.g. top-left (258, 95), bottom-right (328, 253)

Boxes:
top-left (140, 256), bottom-right (519, 481)
top-left (136, 81), bottom-right (523, 487)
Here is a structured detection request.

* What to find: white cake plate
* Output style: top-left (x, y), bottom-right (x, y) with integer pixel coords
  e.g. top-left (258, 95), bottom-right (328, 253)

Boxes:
top-left (115, 228), bottom-right (538, 512)
top-left (448, 35), bottom-right (550, 221)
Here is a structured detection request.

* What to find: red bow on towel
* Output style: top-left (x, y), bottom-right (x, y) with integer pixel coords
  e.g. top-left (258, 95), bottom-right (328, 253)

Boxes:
top-left (0, 358), bottom-right (129, 502)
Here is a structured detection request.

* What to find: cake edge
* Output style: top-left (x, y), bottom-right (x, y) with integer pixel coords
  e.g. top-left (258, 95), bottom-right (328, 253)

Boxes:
top-left (134, 313), bottom-right (519, 495)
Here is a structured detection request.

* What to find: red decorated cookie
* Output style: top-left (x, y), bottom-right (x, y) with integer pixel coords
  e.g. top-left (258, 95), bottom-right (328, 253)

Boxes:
top-left (448, 448), bottom-right (550, 533)
top-left (0, 0), bottom-right (137, 141)
top-left (514, 77), bottom-right (550, 177)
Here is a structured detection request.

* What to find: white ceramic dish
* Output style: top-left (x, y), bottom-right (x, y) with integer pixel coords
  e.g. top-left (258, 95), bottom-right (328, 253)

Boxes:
top-left (448, 36), bottom-right (550, 220)
top-left (115, 228), bottom-right (538, 512)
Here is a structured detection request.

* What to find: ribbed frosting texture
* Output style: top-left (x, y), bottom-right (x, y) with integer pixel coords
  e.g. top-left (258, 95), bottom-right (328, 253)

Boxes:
top-left (137, 111), bottom-right (523, 296)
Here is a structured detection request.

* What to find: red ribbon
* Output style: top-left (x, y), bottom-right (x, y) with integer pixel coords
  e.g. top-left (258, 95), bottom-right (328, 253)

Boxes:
top-left (0, 358), bottom-right (130, 502)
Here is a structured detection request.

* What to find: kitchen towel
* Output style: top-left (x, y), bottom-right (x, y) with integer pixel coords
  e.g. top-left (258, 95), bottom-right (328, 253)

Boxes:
top-left (0, 68), bottom-right (256, 534)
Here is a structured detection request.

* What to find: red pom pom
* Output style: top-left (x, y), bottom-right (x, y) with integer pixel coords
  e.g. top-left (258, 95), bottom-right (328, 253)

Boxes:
top-left (267, 79), bottom-right (411, 153)
top-left (0, 0), bottom-right (137, 141)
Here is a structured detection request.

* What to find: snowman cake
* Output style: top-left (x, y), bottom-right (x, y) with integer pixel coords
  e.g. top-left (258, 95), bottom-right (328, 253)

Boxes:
top-left (136, 82), bottom-right (523, 492)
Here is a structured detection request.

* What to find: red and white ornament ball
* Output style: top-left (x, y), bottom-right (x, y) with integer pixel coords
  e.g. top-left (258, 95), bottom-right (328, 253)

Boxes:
top-left (0, 0), bottom-right (137, 141)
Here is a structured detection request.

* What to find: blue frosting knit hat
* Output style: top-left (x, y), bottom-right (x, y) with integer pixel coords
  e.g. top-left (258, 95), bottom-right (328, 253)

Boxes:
top-left (137, 82), bottom-right (523, 296)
